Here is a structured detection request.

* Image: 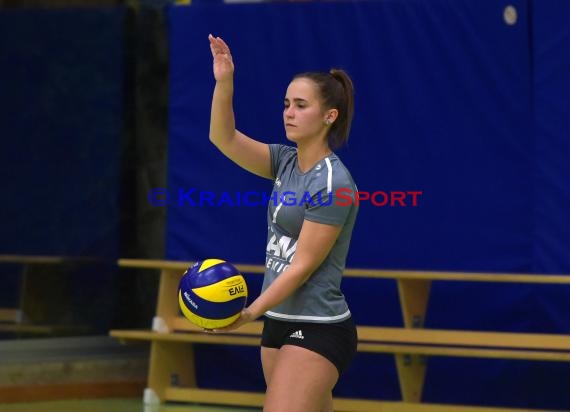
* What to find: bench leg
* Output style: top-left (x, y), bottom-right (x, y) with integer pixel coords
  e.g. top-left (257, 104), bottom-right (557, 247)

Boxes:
top-left (147, 341), bottom-right (196, 403)
top-left (396, 279), bottom-right (431, 402)
top-left (156, 269), bottom-right (185, 320)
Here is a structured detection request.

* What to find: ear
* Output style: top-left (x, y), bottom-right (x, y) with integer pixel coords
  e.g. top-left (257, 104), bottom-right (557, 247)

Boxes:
top-left (324, 109), bottom-right (339, 125)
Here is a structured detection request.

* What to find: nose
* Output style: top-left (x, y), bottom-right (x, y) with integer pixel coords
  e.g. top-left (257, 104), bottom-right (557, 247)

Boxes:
top-left (284, 106), bottom-right (294, 118)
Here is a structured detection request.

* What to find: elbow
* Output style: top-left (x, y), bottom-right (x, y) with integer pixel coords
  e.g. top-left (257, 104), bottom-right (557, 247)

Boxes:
top-left (209, 133), bottom-right (226, 151)
top-left (209, 129), bottom-right (236, 149)
top-left (209, 128), bottom-right (224, 146)
top-left (208, 126), bottom-right (217, 144)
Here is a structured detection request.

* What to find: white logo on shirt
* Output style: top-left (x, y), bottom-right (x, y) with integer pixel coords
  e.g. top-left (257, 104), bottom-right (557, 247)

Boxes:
top-left (266, 234), bottom-right (297, 260)
top-left (275, 177), bottom-right (281, 187)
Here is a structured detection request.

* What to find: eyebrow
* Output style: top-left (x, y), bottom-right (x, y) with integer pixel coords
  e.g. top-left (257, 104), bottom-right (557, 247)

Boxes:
top-left (284, 98), bottom-right (309, 103)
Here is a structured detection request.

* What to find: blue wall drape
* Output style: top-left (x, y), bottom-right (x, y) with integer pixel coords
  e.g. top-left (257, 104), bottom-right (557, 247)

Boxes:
top-left (0, 9), bottom-right (124, 258)
top-left (0, 9), bottom-right (125, 330)
top-left (166, 0), bottom-right (570, 408)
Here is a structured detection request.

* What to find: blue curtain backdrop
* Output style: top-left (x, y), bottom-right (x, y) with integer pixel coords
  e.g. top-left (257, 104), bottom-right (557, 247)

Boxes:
top-left (166, 0), bottom-right (570, 408)
top-left (0, 9), bottom-right (125, 330)
top-left (0, 8), bottom-right (124, 258)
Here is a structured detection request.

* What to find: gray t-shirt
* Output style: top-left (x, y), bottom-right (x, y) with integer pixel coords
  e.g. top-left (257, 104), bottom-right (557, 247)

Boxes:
top-left (262, 144), bottom-right (359, 323)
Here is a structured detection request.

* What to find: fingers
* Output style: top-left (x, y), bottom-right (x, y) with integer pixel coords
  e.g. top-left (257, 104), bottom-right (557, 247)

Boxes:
top-left (217, 36), bottom-right (231, 52)
top-left (204, 318), bottom-right (241, 334)
top-left (206, 325), bottom-right (230, 334)
top-left (203, 327), bottom-right (226, 333)
top-left (208, 33), bottom-right (219, 55)
top-left (208, 33), bottom-right (231, 56)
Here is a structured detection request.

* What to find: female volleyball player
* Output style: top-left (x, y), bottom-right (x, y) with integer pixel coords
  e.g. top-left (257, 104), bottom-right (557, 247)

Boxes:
top-left (208, 34), bottom-right (359, 412)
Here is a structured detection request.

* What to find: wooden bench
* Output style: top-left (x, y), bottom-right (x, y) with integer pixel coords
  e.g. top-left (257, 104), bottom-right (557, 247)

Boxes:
top-left (0, 255), bottom-right (68, 335)
top-left (0, 255), bottom-right (100, 336)
top-left (0, 255), bottom-right (147, 403)
top-left (110, 259), bottom-right (570, 412)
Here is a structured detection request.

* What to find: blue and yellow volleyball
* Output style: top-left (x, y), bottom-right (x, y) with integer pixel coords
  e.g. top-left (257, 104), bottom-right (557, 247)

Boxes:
top-left (178, 259), bottom-right (248, 329)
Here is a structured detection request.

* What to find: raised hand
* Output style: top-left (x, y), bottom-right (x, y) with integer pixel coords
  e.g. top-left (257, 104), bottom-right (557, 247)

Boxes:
top-left (208, 34), bottom-right (234, 83)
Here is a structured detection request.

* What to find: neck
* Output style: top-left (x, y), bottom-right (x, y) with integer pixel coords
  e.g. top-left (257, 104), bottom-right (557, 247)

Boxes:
top-left (296, 139), bottom-right (332, 173)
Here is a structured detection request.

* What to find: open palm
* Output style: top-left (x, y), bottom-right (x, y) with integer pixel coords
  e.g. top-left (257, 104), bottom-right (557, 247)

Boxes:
top-left (209, 34), bottom-right (234, 82)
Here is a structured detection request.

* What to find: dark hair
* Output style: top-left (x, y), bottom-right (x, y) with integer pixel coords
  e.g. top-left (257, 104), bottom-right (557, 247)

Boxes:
top-left (293, 68), bottom-right (355, 149)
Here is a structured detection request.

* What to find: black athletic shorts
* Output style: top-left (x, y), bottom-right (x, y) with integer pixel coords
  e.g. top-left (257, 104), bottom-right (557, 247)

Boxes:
top-left (261, 316), bottom-right (358, 376)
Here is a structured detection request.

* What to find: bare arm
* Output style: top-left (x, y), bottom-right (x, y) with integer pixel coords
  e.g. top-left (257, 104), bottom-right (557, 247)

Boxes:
top-left (214, 220), bottom-right (342, 331)
top-left (208, 35), bottom-right (272, 179)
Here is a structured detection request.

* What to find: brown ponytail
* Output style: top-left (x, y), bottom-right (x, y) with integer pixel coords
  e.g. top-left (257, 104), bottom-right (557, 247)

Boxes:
top-left (293, 68), bottom-right (355, 149)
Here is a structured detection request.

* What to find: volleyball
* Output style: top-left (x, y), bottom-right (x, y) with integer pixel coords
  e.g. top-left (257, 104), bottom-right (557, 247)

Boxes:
top-left (178, 259), bottom-right (248, 330)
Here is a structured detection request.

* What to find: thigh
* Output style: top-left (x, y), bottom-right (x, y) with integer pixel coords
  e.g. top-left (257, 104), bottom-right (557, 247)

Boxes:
top-left (260, 317), bottom-right (289, 387)
top-left (264, 345), bottom-right (338, 412)
top-left (321, 394), bottom-right (333, 412)
top-left (261, 346), bottom-right (279, 386)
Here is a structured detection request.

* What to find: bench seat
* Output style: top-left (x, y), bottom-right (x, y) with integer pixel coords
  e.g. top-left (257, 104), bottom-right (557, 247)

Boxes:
top-left (109, 259), bottom-right (570, 411)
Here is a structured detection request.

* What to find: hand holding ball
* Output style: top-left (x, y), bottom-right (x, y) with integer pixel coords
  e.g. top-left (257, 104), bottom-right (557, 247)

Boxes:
top-left (178, 259), bottom-right (248, 330)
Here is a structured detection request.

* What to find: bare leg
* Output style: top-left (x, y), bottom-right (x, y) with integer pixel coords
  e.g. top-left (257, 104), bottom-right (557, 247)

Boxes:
top-left (261, 346), bottom-right (279, 386)
top-left (263, 345), bottom-right (338, 412)
top-left (321, 393), bottom-right (334, 412)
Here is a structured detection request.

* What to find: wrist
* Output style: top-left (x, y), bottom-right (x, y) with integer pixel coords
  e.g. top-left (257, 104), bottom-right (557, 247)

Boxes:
top-left (246, 302), bottom-right (265, 321)
top-left (215, 78), bottom-right (234, 88)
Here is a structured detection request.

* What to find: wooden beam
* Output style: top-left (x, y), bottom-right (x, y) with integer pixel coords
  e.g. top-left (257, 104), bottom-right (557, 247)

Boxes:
top-left (110, 322), bottom-right (570, 353)
top-left (166, 387), bottom-right (264, 407)
top-left (148, 341), bottom-right (196, 401)
top-left (395, 279), bottom-right (431, 402)
top-left (155, 269), bottom-right (186, 326)
top-left (115, 259), bottom-right (570, 284)
top-left (111, 329), bottom-right (261, 346)
top-left (118, 258), bottom-right (190, 271)
top-left (111, 329), bottom-right (570, 362)
top-left (0, 308), bottom-right (22, 323)
top-left (163, 387), bottom-right (543, 412)
top-left (171, 316), bottom-right (264, 334)
top-left (0, 324), bottom-right (55, 334)
top-left (357, 327), bottom-right (570, 351)
top-left (358, 343), bottom-right (570, 361)
top-left (112, 325), bottom-right (570, 353)
top-left (0, 255), bottom-right (102, 265)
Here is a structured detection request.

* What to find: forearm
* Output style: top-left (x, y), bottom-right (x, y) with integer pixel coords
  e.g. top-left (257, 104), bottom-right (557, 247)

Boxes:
top-left (209, 80), bottom-right (236, 146)
top-left (247, 264), bottom-right (311, 319)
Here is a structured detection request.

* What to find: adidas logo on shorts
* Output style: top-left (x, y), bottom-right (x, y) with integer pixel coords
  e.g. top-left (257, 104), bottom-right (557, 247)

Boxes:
top-left (289, 330), bottom-right (304, 340)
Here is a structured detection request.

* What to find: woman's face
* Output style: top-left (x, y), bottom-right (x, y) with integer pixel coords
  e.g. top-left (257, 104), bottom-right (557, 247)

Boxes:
top-left (283, 78), bottom-right (328, 145)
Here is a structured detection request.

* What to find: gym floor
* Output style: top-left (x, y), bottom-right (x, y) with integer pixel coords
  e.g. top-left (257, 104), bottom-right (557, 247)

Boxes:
top-left (0, 398), bottom-right (262, 412)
